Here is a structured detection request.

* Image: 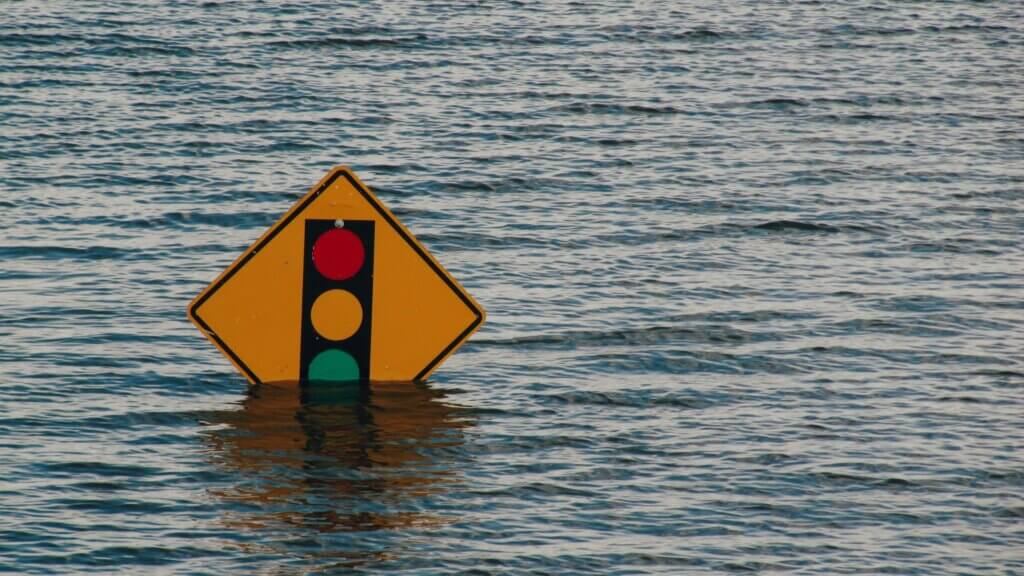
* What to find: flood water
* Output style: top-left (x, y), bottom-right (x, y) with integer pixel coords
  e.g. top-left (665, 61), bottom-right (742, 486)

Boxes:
top-left (1, 1), bottom-right (1023, 574)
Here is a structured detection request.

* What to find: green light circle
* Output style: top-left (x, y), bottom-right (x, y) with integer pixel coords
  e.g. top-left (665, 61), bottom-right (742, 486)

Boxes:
top-left (308, 349), bottom-right (360, 382)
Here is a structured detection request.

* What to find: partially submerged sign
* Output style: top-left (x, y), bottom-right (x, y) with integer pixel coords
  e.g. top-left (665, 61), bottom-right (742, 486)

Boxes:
top-left (188, 166), bottom-right (485, 384)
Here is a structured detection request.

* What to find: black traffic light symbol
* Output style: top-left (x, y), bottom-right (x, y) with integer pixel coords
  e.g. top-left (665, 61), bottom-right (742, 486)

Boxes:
top-left (300, 219), bottom-right (374, 382)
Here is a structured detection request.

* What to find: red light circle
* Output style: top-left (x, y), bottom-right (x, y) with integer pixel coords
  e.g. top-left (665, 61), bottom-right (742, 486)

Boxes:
top-left (312, 228), bottom-right (365, 280)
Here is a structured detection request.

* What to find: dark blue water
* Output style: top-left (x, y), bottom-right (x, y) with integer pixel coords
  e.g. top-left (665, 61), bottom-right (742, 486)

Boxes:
top-left (2, 2), bottom-right (1023, 574)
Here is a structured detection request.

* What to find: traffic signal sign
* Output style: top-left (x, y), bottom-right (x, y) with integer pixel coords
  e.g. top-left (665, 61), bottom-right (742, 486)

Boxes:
top-left (188, 166), bottom-right (485, 384)
top-left (300, 219), bottom-right (374, 382)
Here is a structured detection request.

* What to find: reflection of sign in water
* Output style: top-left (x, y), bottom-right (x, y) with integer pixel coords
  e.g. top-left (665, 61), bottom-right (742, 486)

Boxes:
top-left (188, 166), bottom-right (486, 384)
top-left (203, 382), bottom-right (471, 539)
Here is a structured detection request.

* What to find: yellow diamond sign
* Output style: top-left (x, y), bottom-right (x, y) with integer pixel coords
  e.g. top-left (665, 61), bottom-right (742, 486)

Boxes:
top-left (188, 166), bottom-right (486, 383)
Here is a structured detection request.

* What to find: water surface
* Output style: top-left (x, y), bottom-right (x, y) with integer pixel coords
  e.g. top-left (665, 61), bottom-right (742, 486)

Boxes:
top-left (1, 1), bottom-right (1023, 574)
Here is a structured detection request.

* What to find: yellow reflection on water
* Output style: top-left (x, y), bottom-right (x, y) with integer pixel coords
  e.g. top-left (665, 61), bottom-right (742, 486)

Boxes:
top-left (204, 381), bottom-right (471, 539)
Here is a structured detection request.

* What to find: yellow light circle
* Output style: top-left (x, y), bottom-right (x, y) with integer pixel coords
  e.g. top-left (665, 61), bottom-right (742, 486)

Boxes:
top-left (310, 289), bottom-right (363, 341)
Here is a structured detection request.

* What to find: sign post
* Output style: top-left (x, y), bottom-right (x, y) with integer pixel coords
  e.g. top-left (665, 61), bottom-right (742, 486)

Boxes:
top-left (188, 166), bottom-right (485, 384)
